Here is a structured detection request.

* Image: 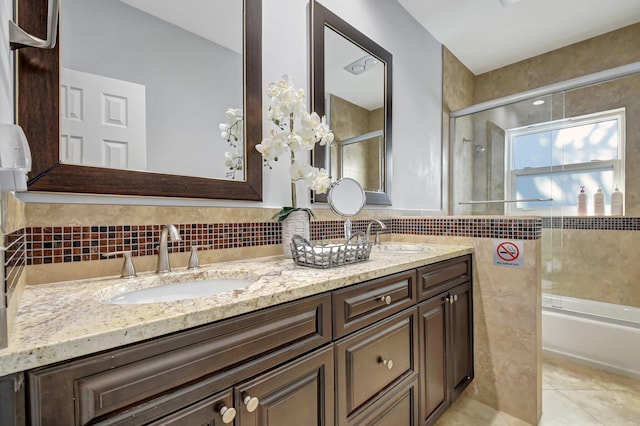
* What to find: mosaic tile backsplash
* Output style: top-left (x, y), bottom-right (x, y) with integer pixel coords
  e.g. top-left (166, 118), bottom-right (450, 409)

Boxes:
top-left (541, 216), bottom-right (640, 230)
top-left (8, 217), bottom-right (546, 266)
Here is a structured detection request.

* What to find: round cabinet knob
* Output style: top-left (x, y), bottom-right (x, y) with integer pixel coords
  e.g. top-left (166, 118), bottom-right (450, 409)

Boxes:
top-left (379, 295), bottom-right (392, 305)
top-left (382, 359), bottom-right (394, 369)
top-left (219, 406), bottom-right (236, 424)
top-left (453, 294), bottom-right (459, 302)
top-left (243, 395), bottom-right (260, 412)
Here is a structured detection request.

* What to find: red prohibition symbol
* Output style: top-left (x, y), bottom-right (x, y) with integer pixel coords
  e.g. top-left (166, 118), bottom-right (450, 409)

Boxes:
top-left (496, 242), bottom-right (519, 262)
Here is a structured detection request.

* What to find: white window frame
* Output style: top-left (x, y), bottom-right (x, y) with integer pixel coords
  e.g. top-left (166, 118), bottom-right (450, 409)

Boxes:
top-left (505, 108), bottom-right (625, 216)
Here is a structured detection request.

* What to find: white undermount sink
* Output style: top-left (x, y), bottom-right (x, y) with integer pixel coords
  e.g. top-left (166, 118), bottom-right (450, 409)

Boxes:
top-left (104, 278), bottom-right (255, 304)
top-left (373, 244), bottom-right (431, 254)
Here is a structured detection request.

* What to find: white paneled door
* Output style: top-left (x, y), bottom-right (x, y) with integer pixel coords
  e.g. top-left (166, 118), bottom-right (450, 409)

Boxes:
top-left (60, 68), bottom-right (147, 170)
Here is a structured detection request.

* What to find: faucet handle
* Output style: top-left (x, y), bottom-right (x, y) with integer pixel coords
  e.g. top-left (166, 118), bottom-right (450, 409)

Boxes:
top-left (188, 245), bottom-right (213, 270)
top-left (366, 220), bottom-right (387, 245)
top-left (102, 251), bottom-right (137, 278)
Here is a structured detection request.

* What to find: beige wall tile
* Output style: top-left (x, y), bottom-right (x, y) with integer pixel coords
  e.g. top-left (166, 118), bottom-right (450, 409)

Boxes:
top-left (541, 228), bottom-right (640, 308)
top-left (474, 23), bottom-right (640, 103)
top-left (393, 234), bottom-right (542, 425)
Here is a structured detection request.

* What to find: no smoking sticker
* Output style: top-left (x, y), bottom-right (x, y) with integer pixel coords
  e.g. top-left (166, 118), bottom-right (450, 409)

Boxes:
top-left (493, 240), bottom-right (523, 268)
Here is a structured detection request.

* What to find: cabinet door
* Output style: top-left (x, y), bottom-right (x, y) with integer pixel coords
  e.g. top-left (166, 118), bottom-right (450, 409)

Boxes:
top-left (235, 346), bottom-right (334, 426)
top-left (449, 281), bottom-right (474, 401)
top-left (147, 389), bottom-right (235, 426)
top-left (418, 295), bottom-right (449, 425)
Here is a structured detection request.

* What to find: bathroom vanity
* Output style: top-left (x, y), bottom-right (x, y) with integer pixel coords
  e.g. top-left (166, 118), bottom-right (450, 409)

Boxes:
top-left (0, 247), bottom-right (472, 426)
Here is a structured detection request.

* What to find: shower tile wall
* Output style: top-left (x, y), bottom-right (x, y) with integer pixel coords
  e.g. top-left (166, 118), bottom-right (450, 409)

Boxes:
top-left (542, 226), bottom-right (640, 308)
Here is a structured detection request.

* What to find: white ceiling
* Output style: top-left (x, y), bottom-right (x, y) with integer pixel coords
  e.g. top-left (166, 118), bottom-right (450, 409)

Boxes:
top-left (397, 0), bottom-right (640, 75)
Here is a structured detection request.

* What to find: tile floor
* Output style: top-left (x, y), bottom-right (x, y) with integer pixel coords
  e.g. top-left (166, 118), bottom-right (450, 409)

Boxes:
top-left (434, 356), bottom-right (640, 425)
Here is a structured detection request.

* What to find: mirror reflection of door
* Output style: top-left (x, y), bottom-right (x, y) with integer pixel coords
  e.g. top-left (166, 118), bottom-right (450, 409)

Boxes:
top-left (60, 0), bottom-right (244, 180)
top-left (61, 68), bottom-right (147, 170)
top-left (324, 27), bottom-right (385, 192)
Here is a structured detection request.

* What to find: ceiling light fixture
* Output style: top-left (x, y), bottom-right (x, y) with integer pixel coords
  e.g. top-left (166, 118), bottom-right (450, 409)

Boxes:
top-left (499, 0), bottom-right (521, 6)
top-left (344, 55), bottom-right (379, 75)
top-left (532, 100), bottom-right (545, 106)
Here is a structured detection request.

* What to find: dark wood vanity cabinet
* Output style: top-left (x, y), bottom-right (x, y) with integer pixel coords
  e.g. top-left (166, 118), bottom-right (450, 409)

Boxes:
top-left (15, 255), bottom-right (473, 426)
top-left (418, 255), bottom-right (474, 425)
top-left (27, 294), bottom-right (332, 426)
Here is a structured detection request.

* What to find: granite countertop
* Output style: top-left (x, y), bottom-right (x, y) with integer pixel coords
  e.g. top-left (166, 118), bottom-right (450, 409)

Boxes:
top-left (0, 243), bottom-right (472, 376)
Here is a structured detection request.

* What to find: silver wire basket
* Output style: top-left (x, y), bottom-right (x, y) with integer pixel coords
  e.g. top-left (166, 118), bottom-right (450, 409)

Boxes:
top-left (290, 234), bottom-right (372, 269)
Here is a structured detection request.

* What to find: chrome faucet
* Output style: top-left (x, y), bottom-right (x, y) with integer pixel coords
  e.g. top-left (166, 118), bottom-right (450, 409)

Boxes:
top-left (156, 224), bottom-right (181, 273)
top-left (366, 220), bottom-right (387, 245)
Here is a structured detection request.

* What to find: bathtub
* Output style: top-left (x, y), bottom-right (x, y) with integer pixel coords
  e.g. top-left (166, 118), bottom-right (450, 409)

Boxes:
top-left (542, 293), bottom-right (640, 379)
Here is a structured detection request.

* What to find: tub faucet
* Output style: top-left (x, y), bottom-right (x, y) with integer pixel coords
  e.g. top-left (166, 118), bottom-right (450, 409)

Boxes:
top-left (156, 224), bottom-right (181, 273)
top-left (366, 220), bottom-right (387, 245)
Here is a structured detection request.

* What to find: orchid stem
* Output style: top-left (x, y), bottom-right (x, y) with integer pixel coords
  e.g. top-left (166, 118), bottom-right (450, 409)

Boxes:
top-left (289, 112), bottom-right (297, 209)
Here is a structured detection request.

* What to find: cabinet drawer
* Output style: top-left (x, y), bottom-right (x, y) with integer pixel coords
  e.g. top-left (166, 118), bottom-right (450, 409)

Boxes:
top-left (333, 270), bottom-right (417, 338)
top-left (349, 378), bottom-right (419, 426)
top-left (418, 255), bottom-right (471, 301)
top-left (335, 308), bottom-right (418, 423)
top-left (29, 293), bottom-right (331, 426)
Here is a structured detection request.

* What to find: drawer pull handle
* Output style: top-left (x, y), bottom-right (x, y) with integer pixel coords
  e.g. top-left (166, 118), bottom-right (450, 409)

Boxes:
top-left (381, 359), bottom-right (394, 369)
top-left (219, 406), bottom-right (236, 424)
top-left (379, 295), bottom-right (392, 305)
top-left (243, 395), bottom-right (260, 412)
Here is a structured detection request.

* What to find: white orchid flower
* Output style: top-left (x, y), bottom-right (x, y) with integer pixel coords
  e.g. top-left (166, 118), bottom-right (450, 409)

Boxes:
top-left (284, 132), bottom-right (303, 152)
top-left (224, 150), bottom-right (243, 170)
top-left (252, 75), bottom-right (336, 205)
top-left (256, 136), bottom-right (285, 164)
top-left (307, 168), bottom-right (332, 194)
top-left (315, 116), bottom-right (334, 146)
top-left (301, 112), bottom-right (321, 129)
top-left (225, 108), bottom-right (242, 121)
top-left (289, 161), bottom-right (314, 181)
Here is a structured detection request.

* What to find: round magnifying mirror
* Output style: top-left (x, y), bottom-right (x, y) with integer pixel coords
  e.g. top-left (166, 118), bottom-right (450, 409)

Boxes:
top-left (328, 178), bottom-right (366, 218)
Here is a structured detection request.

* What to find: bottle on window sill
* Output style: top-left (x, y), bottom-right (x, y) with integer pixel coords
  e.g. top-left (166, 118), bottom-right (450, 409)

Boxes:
top-left (577, 186), bottom-right (587, 216)
top-left (593, 186), bottom-right (605, 216)
top-left (611, 186), bottom-right (624, 216)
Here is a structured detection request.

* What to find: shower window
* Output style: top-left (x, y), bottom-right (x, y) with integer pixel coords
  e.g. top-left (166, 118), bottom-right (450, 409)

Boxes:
top-left (506, 108), bottom-right (625, 215)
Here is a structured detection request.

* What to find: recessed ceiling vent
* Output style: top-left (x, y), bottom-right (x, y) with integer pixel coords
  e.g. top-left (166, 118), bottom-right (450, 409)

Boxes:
top-left (344, 55), bottom-right (379, 75)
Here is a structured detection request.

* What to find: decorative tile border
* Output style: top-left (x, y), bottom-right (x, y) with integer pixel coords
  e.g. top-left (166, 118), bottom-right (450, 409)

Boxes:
top-left (8, 216), bottom-right (547, 266)
top-left (3, 229), bottom-right (26, 298)
top-left (22, 223), bottom-right (280, 265)
top-left (393, 217), bottom-right (542, 240)
top-left (542, 216), bottom-right (640, 230)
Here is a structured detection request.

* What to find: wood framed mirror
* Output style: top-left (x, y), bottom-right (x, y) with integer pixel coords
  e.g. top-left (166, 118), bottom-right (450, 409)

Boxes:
top-left (16, 0), bottom-right (262, 200)
top-left (310, 1), bottom-right (392, 205)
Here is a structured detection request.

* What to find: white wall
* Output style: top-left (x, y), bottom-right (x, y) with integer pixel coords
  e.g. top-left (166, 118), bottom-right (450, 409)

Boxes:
top-left (0, 0), bottom-right (13, 124)
top-left (15, 0), bottom-right (445, 213)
